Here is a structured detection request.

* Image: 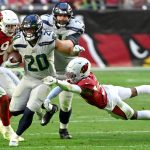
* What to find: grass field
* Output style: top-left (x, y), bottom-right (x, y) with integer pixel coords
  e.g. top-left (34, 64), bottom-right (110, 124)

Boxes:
top-left (1, 67), bottom-right (150, 150)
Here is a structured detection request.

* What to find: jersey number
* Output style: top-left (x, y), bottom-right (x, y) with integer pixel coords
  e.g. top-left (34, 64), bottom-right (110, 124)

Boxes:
top-left (0, 41), bottom-right (9, 55)
top-left (25, 54), bottom-right (49, 71)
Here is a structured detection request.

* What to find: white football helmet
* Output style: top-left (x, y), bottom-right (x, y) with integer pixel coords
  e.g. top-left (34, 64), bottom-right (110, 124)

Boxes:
top-left (0, 10), bottom-right (19, 36)
top-left (66, 57), bottom-right (91, 83)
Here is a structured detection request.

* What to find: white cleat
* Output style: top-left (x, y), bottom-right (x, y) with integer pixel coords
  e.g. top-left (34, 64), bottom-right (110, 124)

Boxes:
top-left (18, 136), bottom-right (24, 142)
top-left (3, 125), bottom-right (14, 140)
top-left (9, 133), bottom-right (19, 147)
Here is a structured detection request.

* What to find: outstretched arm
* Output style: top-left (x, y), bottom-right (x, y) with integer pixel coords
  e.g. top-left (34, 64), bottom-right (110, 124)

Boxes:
top-left (43, 77), bottom-right (82, 111)
top-left (57, 80), bottom-right (82, 94)
top-left (43, 76), bottom-right (82, 94)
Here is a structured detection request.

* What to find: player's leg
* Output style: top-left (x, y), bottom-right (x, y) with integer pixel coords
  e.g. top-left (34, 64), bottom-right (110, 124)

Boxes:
top-left (134, 85), bottom-right (150, 96)
top-left (111, 99), bottom-right (150, 120)
top-left (104, 86), bottom-right (150, 120)
top-left (59, 91), bottom-right (73, 139)
top-left (9, 77), bottom-right (33, 146)
top-left (10, 77), bottom-right (30, 116)
top-left (104, 85), bottom-right (135, 119)
top-left (0, 87), bottom-right (13, 140)
top-left (9, 83), bottom-right (50, 146)
top-left (114, 85), bottom-right (150, 101)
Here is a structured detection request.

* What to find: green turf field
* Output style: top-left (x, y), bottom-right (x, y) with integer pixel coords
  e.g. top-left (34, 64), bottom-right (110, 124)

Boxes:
top-left (1, 67), bottom-right (150, 150)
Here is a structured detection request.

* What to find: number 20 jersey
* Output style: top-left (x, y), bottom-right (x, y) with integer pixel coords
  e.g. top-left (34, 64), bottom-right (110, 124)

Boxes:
top-left (12, 30), bottom-right (56, 79)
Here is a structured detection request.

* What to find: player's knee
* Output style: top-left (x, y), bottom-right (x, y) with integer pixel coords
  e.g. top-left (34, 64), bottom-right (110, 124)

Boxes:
top-left (130, 88), bottom-right (137, 97)
top-left (60, 104), bottom-right (72, 112)
top-left (59, 98), bottom-right (72, 111)
top-left (130, 111), bottom-right (137, 120)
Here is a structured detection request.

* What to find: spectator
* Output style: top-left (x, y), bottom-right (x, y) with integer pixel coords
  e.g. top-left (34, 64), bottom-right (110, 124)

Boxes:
top-left (123, 0), bottom-right (148, 9)
top-left (7, 0), bottom-right (32, 10)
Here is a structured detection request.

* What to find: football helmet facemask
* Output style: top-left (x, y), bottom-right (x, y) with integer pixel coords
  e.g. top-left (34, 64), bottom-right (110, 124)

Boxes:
top-left (0, 10), bottom-right (19, 36)
top-left (66, 57), bottom-right (91, 83)
top-left (22, 14), bottom-right (43, 41)
top-left (52, 2), bottom-right (73, 27)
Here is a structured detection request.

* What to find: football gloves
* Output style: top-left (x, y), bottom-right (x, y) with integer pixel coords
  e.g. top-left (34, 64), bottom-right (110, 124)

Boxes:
top-left (72, 45), bottom-right (85, 55)
top-left (2, 57), bottom-right (19, 68)
top-left (42, 76), bottom-right (57, 85)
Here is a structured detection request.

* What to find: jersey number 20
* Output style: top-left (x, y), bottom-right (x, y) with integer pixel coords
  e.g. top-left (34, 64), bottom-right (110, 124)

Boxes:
top-left (25, 54), bottom-right (49, 71)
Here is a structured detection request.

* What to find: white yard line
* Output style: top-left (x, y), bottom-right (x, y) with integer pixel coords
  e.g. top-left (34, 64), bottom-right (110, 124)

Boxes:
top-left (27, 130), bottom-right (150, 136)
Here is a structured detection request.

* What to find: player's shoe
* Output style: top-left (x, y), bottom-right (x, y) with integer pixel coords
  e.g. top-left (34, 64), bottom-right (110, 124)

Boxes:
top-left (3, 125), bottom-right (15, 140)
top-left (2, 125), bottom-right (24, 142)
top-left (9, 133), bottom-right (20, 147)
top-left (18, 136), bottom-right (24, 142)
top-left (59, 128), bottom-right (72, 139)
top-left (41, 104), bottom-right (58, 126)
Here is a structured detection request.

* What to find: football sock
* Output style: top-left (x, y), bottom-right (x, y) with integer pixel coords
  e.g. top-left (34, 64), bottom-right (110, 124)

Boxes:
top-left (136, 85), bottom-right (150, 95)
top-left (59, 109), bottom-right (72, 129)
top-left (0, 95), bottom-right (10, 126)
top-left (137, 110), bottom-right (150, 119)
top-left (16, 107), bottom-right (34, 136)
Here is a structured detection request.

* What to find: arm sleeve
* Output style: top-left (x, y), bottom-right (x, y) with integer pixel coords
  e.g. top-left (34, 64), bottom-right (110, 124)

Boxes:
top-left (66, 33), bottom-right (81, 45)
top-left (46, 86), bottom-right (62, 101)
top-left (57, 80), bottom-right (82, 94)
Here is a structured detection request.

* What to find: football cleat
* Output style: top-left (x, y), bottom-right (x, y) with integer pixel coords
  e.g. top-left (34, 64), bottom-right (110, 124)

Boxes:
top-left (18, 136), bottom-right (24, 142)
top-left (9, 134), bottom-right (19, 147)
top-left (3, 125), bottom-right (15, 140)
top-left (41, 104), bottom-right (58, 126)
top-left (59, 128), bottom-right (72, 139)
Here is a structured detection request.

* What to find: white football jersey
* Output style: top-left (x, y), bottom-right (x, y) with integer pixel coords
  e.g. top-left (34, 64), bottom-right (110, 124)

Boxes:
top-left (41, 14), bottom-right (85, 76)
top-left (13, 30), bottom-right (56, 79)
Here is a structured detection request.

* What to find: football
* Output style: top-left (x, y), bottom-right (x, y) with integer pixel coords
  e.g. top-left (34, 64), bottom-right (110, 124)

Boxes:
top-left (7, 51), bottom-right (22, 63)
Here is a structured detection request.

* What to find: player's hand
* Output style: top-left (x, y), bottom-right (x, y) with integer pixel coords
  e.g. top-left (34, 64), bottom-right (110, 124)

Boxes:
top-left (2, 57), bottom-right (19, 68)
top-left (73, 45), bottom-right (85, 54)
top-left (42, 76), bottom-right (57, 85)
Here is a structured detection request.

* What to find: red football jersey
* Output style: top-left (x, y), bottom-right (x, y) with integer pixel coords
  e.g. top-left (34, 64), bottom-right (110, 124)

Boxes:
top-left (77, 72), bottom-right (107, 109)
top-left (0, 31), bottom-right (12, 65)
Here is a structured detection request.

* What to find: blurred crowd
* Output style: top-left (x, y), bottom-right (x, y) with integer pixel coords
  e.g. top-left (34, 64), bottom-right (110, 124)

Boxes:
top-left (0, 0), bottom-right (150, 11)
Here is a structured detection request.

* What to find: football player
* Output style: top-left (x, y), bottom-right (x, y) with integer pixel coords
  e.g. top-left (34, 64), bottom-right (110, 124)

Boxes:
top-left (0, 10), bottom-right (22, 141)
top-left (43, 57), bottom-right (150, 123)
top-left (8, 14), bottom-right (84, 147)
top-left (0, 10), bottom-right (19, 65)
top-left (41, 2), bottom-right (85, 139)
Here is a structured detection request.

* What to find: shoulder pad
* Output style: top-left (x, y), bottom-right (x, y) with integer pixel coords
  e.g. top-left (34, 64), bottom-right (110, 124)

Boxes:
top-left (13, 32), bottom-right (22, 42)
top-left (41, 14), bottom-right (53, 28)
top-left (67, 18), bottom-right (85, 33)
top-left (13, 32), bottom-right (27, 49)
top-left (39, 30), bottom-right (56, 46)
